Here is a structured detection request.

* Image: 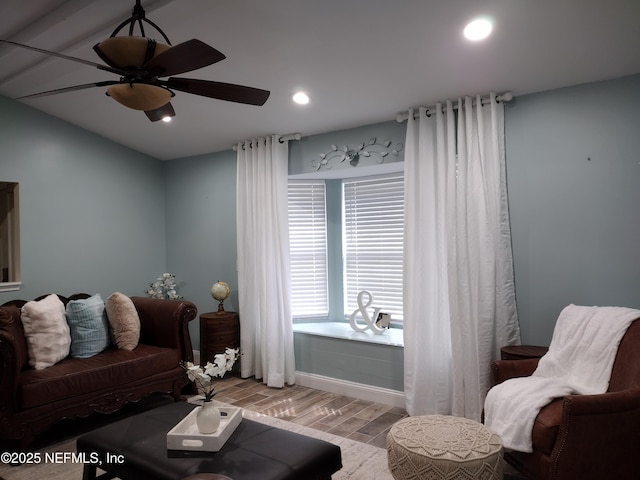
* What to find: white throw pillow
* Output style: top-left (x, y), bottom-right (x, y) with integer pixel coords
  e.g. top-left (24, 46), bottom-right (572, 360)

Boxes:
top-left (20, 294), bottom-right (71, 370)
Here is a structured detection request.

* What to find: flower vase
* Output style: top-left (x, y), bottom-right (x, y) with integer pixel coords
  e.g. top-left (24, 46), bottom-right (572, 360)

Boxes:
top-left (196, 401), bottom-right (221, 434)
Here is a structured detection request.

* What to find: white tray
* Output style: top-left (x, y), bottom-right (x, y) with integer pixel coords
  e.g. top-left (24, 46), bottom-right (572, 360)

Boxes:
top-left (166, 406), bottom-right (242, 452)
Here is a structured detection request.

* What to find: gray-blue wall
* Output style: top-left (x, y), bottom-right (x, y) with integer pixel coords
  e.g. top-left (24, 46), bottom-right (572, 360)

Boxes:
top-left (163, 149), bottom-right (239, 343)
top-left (0, 96), bottom-right (167, 302)
top-left (506, 74), bottom-right (640, 345)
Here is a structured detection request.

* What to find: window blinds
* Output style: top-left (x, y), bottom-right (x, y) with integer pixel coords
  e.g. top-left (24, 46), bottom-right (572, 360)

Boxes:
top-left (288, 181), bottom-right (329, 317)
top-left (343, 174), bottom-right (404, 322)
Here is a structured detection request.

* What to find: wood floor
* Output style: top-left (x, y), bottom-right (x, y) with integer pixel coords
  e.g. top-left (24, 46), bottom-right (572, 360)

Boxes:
top-left (214, 376), bottom-right (526, 478)
top-left (213, 376), bottom-right (408, 449)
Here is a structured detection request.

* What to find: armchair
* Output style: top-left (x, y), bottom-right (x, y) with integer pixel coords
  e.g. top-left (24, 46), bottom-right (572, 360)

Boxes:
top-left (490, 318), bottom-right (640, 479)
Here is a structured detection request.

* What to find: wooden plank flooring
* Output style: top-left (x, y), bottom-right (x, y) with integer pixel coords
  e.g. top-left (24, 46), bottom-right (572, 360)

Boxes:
top-left (213, 376), bottom-right (408, 449)
top-left (213, 376), bottom-right (525, 478)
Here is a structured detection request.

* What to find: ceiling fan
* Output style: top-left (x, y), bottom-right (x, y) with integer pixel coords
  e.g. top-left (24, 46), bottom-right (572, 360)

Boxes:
top-left (0, 0), bottom-right (270, 122)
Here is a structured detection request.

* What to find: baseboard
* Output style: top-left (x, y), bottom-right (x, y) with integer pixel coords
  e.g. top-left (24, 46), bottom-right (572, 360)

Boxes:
top-left (196, 347), bottom-right (405, 409)
top-left (295, 371), bottom-right (405, 409)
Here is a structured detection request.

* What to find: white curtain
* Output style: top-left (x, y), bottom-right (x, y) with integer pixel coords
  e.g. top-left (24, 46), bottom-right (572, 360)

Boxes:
top-left (403, 94), bottom-right (521, 420)
top-left (236, 135), bottom-right (296, 388)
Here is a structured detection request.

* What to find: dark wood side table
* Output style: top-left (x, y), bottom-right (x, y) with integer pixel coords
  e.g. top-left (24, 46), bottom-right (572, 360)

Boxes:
top-left (500, 345), bottom-right (548, 360)
top-left (199, 311), bottom-right (240, 376)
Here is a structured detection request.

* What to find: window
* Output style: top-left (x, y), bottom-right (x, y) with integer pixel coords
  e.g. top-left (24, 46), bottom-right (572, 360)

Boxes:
top-left (343, 174), bottom-right (404, 322)
top-left (288, 172), bottom-right (405, 324)
top-left (0, 182), bottom-right (20, 291)
top-left (288, 181), bottom-right (328, 317)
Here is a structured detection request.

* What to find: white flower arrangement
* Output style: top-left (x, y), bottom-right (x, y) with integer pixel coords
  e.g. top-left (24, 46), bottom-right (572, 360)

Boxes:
top-left (181, 347), bottom-right (239, 402)
top-left (146, 273), bottom-right (182, 300)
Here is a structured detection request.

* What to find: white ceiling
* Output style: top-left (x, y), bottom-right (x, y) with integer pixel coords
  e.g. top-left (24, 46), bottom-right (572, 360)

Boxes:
top-left (1, 0), bottom-right (639, 160)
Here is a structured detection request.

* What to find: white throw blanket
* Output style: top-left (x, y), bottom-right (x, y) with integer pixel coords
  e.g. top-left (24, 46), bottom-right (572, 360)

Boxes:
top-left (484, 304), bottom-right (640, 452)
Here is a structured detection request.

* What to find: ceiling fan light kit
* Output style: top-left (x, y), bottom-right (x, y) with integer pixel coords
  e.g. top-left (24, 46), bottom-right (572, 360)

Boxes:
top-left (93, 36), bottom-right (171, 70)
top-left (1, 0), bottom-right (270, 122)
top-left (107, 83), bottom-right (172, 111)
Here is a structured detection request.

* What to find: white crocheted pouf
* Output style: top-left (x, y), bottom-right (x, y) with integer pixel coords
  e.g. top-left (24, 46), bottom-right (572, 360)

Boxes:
top-left (387, 415), bottom-right (503, 480)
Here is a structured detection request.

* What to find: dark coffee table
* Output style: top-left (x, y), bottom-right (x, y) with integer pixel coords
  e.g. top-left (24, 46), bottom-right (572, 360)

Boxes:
top-left (76, 402), bottom-right (342, 480)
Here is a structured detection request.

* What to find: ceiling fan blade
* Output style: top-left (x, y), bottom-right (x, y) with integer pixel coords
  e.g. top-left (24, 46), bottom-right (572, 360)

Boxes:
top-left (165, 78), bottom-right (270, 106)
top-left (144, 39), bottom-right (226, 77)
top-left (0, 39), bottom-right (125, 76)
top-left (145, 102), bottom-right (175, 122)
top-left (16, 81), bottom-right (120, 100)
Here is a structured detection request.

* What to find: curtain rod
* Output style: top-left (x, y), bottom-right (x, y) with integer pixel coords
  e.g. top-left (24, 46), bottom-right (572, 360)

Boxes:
top-left (232, 132), bottom-right (302, 151)
top-left (395, 91), bottom-right (513, 123)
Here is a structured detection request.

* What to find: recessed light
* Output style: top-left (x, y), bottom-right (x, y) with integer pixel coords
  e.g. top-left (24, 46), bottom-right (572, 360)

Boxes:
top-left (463, 17), bottom-right (493, 41)
top-left (292, 91), bottom-right (310, 105)
top-left (162, 116), bottom-right (172, 123)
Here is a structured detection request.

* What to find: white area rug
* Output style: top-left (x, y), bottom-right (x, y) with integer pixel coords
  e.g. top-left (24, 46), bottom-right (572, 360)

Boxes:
top-left (0, 402), bottom-right (393, 480)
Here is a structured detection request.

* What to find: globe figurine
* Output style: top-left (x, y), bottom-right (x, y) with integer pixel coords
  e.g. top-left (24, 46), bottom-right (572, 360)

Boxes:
top-left (211, 281), bottom-right (231, 312)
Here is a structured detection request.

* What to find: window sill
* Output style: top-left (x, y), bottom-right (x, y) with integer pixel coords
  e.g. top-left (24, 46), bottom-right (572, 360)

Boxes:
top-left (293, 321), bottom-right (404, 347)
top-left (0, 282), bottom-right (21, 293)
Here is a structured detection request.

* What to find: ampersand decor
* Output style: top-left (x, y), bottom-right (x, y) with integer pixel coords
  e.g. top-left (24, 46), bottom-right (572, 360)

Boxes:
top-left (349, 290), bottom-right (388, 335)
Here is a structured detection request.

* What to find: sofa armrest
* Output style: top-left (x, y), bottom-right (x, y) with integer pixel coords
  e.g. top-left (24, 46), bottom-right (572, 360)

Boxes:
top-left (0, 306), bottom-right (25, 413)
top-left (491, 358), bottom-right (539, 386)
top-left (550, 388), bottom-right (640, 479)
top-left (130, 297), bottom-right (197, 362)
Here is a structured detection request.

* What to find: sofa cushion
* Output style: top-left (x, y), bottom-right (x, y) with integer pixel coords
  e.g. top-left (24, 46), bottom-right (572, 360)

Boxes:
top-left (531, 397), bottom-right (564, 455)
top-left (66, 294), bottom-right (110, 358)
top-left (18, 344), bottom-right (180, 410)
top-left (20, 294), bottom-right (71, 370)
top-left (105, 292), bottom-right (140, 350)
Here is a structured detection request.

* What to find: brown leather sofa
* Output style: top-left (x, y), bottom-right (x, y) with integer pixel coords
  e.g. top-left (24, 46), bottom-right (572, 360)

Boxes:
top-left (0, 293), bottom-right (197, 447)
top-left (490, 318), bottom-right (640, 480)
